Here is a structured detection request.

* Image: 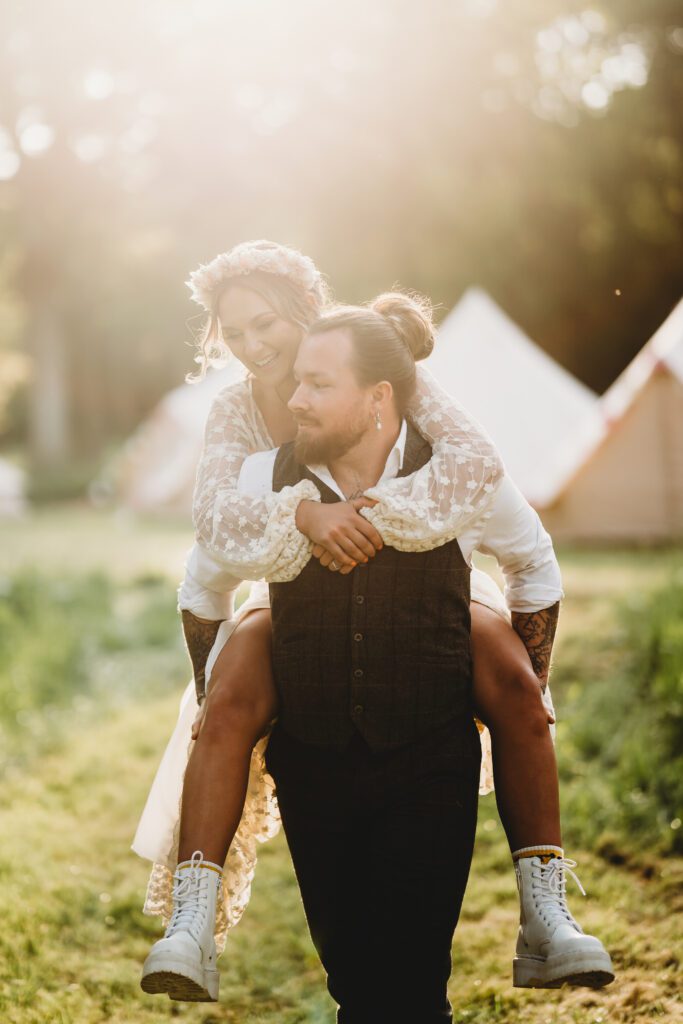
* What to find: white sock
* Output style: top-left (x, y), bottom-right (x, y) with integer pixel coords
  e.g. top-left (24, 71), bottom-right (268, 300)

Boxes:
top-left (512, 844), bottom-right (564, 864)
top-left (176, 851), bottom-right (223, 876)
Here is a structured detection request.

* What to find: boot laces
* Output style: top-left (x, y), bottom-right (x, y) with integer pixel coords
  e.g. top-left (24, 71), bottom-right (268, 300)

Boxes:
top-left (167, 850), bottom-right (212, 941)
top-left (533, 857), bottom-right (586, 929)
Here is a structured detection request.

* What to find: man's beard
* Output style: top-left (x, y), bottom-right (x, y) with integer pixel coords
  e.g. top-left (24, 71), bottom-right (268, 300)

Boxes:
top-left (294, 410), bottom-right (368, 465)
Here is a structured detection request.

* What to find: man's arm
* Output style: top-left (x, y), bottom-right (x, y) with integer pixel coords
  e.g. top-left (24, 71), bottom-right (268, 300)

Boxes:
top-left (511, 602), bottom-right (560, 690)
top-left (178, 447), bottom-right (282, 703)
top-left (472, 476), bottom-right (564, 687)
top-left (178, 544), bottom-right (242, 702)
top-left (181, 610), bottom-right (223, 704)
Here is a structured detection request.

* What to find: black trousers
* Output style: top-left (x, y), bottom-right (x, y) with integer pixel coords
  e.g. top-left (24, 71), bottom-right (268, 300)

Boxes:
top-left (265, 718), bottom-right (481, 1024)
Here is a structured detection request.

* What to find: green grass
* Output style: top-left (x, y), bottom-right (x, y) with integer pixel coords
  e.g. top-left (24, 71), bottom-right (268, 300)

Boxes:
top-left (557, 573), bottom-right (683, 857)
top-left (0, 504), bottom-right (193, 581)
top-left (0, 568), bottom-right (186, 773)
top-left (0, 506), bottom-right (681, 1023)
top-left (1, 691), bottom-right (681, 1024)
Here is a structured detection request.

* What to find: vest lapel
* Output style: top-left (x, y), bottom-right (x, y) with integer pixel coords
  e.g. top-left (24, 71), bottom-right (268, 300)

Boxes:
top-left (397, 423), bottom-right (431, 479)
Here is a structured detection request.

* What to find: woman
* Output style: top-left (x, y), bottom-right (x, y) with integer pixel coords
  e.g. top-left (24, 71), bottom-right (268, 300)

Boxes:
top-left (135, 241), bottom-right (612, 1001)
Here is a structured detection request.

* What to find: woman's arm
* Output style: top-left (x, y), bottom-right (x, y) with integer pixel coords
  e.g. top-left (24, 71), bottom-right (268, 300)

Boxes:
top-left (195, 369), bottom-right (505, 577)
top-left (360, 364), bottom-right (505, 551)
top-left (193, 382), bottom-right (320, 581)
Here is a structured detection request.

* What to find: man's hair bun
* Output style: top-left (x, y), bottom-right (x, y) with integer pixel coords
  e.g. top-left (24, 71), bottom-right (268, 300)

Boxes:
top-left (370, 291), bottom-right (435, 362)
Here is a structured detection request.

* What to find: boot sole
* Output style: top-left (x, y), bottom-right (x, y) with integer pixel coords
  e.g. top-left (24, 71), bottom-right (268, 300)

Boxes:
top-left (141, 954), bottom-right (219, 1002)
top-left (513, 950), bottom-right (614, 989)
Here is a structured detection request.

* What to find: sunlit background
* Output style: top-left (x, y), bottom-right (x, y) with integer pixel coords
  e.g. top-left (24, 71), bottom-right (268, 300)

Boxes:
top-left (1, 7), bottom-right (682, 1022)
top-left (0, 0), bottom-right (681, 516)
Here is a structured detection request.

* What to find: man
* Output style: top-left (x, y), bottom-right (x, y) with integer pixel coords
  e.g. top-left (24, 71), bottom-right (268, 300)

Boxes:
top-left (144, 303), bottom-right (600, 1019)
top-left (243, 312), bottom-right (566, 1022)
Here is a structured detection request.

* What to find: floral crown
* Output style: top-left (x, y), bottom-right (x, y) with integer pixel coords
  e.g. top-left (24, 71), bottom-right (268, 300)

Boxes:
top-left (186, 240), bottom-right (325, 312)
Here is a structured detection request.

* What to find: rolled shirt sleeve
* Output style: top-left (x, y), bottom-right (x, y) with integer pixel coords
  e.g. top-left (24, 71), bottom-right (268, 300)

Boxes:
top-left (471, 476), bottom-right (564, 613)
top-left (177, 544), bottom-right (241, 619)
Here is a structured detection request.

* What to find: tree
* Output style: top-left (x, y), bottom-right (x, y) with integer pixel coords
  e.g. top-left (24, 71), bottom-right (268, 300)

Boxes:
top-left (0, 0), bottom-right (681, 469)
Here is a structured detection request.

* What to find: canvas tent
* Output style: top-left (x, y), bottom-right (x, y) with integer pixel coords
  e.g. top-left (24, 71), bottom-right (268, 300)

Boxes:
top-left (110, 363), bottom-right (245, 514)
top-left (539, 297), bottom-right (683, 542)
top-left (424, 288), bottom-right (600, 504)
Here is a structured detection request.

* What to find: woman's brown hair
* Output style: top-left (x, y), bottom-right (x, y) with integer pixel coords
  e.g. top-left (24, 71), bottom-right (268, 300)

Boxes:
top-left (190, 269), bottom-right (330, 381)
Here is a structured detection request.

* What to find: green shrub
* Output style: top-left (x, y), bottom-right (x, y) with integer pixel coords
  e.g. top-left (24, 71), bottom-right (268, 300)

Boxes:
top-left (0, 569), bottom-right (185, 770)
top-left (559, 574), bottom-right (683, 856)
top-left (27, 461), bottom-right (101, 503)
top-left (0, 572), bottom-right (110, 721)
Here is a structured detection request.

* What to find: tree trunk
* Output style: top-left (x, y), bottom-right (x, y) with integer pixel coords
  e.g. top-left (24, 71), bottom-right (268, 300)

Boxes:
top-left (27, 298), bottom-right (70, 467)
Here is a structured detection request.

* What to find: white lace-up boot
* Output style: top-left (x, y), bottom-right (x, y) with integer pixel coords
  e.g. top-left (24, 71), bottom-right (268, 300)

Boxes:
top-left (141, 851), bottom-right (222, 1002)
top-left (513, 851), bottom-right (614, 989)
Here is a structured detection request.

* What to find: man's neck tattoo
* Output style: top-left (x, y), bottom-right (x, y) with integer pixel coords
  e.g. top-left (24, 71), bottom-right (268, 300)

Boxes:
top-left (344, 470), bottom-right (365, 501)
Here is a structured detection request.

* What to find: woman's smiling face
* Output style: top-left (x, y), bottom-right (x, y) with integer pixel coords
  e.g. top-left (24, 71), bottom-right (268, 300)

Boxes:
top-left (218, 284), bottom-right (303, 386)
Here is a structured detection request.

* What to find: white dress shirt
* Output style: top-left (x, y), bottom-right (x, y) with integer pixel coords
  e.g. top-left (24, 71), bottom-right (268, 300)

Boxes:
top-left (179, 421), bottom-right (563, 619)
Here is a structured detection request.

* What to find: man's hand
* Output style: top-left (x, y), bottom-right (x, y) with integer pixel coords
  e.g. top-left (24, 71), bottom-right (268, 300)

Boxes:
top-left (511, 602), bottom-right (560, 689)
top-left (191, 699), bottom-right (207, 740)
top-left (542, 693), bottom-right (556, 726)
top-left (296, 498), bottom-right (383, 571)
top-left (181, 609), bottom-right (223, 703)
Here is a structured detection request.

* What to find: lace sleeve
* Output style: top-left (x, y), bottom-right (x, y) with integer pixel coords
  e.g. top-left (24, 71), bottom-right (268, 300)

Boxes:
top-left (362, 364), bottom-right (505, 551)
top-left (193, 381), bottom-right (320, 582)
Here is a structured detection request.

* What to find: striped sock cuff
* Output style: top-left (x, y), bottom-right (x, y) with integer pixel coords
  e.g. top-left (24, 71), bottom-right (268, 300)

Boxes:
top-left (512, 845), bottom-right (564, 863)
top-left (176, 859), bottom-right (223, 876)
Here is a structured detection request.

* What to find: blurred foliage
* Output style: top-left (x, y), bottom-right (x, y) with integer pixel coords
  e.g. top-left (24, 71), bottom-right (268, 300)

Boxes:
top-left (2, 552), bottom-right (682, 857)
top-left (26, 458), bottom-right (104, 503)
top-left (0, 570), bottom-right (185, 772)
top-left (0, 0), bottom-right (681, 466)
top-left (558, 573), bottom-right (683, 857)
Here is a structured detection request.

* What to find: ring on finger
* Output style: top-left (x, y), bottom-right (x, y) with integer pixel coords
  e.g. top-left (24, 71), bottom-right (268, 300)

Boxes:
top-left (330, 559), bottom-right (341, 571)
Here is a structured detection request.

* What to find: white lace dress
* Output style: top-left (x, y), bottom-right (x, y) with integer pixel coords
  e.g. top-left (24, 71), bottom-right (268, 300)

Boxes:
top-left (134, 366), bottom-right (529, 950)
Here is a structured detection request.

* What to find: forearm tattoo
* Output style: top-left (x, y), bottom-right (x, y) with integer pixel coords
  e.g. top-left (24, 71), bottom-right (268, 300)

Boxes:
top-left (181, 609), bottom-right (223, 703)
top-left (511, 602), bottom-right (560, 689)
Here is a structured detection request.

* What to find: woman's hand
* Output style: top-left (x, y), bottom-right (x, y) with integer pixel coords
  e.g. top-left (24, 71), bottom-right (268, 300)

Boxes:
top-left (191, 700), bottom-right (207, 740)
top-left (311, 544), bottom-right (354, 575)
top-left (296, 498), bottom-right (383, 570)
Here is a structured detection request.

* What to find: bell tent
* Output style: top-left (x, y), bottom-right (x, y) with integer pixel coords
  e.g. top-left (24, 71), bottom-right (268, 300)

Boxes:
top-left (423, 288), bottom-right (600, 505)
top-left (539, 297), bottom-right (683, 542)
top-left (110, 363), bottom-right (245, 515)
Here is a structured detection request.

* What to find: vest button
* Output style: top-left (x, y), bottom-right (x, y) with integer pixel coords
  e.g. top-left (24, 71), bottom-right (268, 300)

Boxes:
top-left (353, 704), bottom-right (364, 715)
top-left (353, 632), bottom-right (363, 642)
top-left (354, 668), bottom-right (364, 678)
top-left (355, 595), bottom-right (365, 604)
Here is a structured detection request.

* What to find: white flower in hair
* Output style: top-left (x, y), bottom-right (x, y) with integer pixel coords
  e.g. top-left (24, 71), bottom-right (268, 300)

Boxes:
top-left (186, 239), bottom-right (324, 311)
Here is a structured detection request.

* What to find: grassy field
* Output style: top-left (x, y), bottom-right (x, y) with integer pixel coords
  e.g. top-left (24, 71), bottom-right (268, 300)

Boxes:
top-left (0, 507), bottom-right (681, 1024)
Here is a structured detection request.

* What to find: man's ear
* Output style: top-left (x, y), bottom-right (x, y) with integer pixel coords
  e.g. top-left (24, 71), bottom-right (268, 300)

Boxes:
top-left (371, 380), bottom-right (393, 409)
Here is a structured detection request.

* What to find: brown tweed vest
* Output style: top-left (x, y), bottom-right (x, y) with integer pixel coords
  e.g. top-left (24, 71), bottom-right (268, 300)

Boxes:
top-left (269, 424), bottom-right (473, 751)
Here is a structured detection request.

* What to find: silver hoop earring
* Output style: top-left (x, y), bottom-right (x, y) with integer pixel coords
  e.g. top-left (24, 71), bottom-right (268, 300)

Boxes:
top-left (375, 410), bottom-right (382, 431)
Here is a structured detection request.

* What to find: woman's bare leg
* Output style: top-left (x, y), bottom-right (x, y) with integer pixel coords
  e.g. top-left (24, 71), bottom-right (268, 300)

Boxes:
top-left (177, 609), bottom-right (277, 866)
top-left (471, 602), bottom-right (561, 852)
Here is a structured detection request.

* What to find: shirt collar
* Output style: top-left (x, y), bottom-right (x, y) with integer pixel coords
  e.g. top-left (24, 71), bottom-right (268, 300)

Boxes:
top-left (393, 418), bottom-right (408, 472)
top-left (308, 419), bottom-right (408, 499)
